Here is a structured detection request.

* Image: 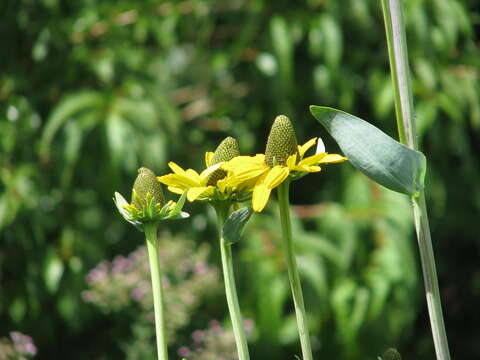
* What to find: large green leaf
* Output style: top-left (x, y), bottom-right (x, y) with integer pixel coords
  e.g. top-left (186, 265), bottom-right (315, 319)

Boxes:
top-left (310, 106), bottom-right (426, 196)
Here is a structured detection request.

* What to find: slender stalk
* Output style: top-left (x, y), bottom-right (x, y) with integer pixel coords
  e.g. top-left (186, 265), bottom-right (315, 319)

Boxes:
top-left (381, 1), bottom-right (451, 359)
top-left (214, 204), bottom-right (250, 360)
top-left (144, 223), bottom-right (168, 360)
top-left (277, 181), bottom-right (313, 360)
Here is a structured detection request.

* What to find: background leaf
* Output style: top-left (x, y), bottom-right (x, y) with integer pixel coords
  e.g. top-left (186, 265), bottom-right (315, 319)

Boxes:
top-left (1, 0), bottom-right (478, 358)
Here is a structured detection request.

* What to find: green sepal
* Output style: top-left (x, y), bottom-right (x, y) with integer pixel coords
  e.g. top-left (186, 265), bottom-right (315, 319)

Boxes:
top-left (145, 192), bottom-right (157, 219)
top-left (222, 207), bottom-right (253, 245)
top-left (113, 192), bottom-right (144, 231)
top-left (113, 190), bottom-right (189, 231)
top-left (165, 191), bottom-right (190, 220)
top-left (310, 106), bottom-right (426, 196)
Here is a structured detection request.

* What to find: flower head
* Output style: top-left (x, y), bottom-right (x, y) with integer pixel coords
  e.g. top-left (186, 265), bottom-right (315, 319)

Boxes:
top-left (206, 136), bottom-right (240, 186)
top-left (265, 114), bottom-right (298, 166)
top-left (158, 137), bottom-right (252, 203)
top-left (114, 167), bottom-right (188, 230)
top-left (132, 167), bottom-right (165, 209)
top-left (223, 115), bottom-right (347, 212)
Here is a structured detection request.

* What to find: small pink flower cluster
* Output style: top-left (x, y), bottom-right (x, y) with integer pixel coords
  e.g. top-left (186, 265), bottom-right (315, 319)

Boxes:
top-left (0, 332), bottom-right (37, 359)
top-left (82, 232), bottom-right (220, 336)
top-left (178, 319), bottom-right (254, 360)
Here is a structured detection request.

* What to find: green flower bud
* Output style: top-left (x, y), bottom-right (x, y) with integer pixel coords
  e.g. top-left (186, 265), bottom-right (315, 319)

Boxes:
top-left (212, 137), bottom-right (240, 164)
top-left (207, 137), bottom-right (240, 186)
top-left (265, 115), bottom-right (298, 166)
top-left (132, 167), bottom-right (165, 209)
top-left (381, 349), bottom-right (401, 360)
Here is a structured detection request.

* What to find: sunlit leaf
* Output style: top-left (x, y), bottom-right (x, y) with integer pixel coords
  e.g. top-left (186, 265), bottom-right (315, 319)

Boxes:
top-left (310, 106), bottom-right (426, 196)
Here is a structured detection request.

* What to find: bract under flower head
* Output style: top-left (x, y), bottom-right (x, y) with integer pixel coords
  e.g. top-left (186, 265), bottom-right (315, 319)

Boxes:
top-left (222, 116), bottom-right (348, 212)
top-left (114, 167), bottom-right (189, 231)
top-left (158, 137), bottom-right (252, 204)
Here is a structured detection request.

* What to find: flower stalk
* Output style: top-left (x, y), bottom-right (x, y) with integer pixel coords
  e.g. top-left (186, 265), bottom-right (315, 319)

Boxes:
top-left (214, 203), bottom-right (250, 360)
top-left (381, 1), bottom-right (451, 359)
top-left (277, 181), bottom-right (313, 360)
top-left (113, 167), bottom-right (190, 360)
top-left (144, 222), bottom-right (169, 360)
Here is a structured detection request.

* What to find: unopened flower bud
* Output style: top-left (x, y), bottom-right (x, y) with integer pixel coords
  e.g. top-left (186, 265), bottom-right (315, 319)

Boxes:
top-left (265, 115), bottom-right (298, 166)
top-left (381, 348), bottom-right (401, 360)
top-left (132, 167), bottom-right (165, 208)
top-left (207, 137), bottom-right (240, 186)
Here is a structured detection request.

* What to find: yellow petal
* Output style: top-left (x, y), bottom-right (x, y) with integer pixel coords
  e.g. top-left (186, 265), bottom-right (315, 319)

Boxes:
top-left (185, 168), bottom-right (202, 183)
top-left (187, 187), bottom-right (210, 202)
top-left (298, 153), bottom-right (327, 166)
top-left (286, 153), bottom-right (297, 170)
top-left (168, 162), bottom-right (186, 176)
top-left (158, 173), bottom-right (199, 189)
top-left (298, 138), bottom-right (317, 157)
top-left (294, 164), bottom-right (321, 173)
top-left (205, 152), bottom-right (214, 167)
top-left (319, 154), bottom-right (348, 163)
top-left (167, 186), bottom-right (186, 195)
top-left (263, 166), bottom-right (290, 189)
top-left (252, 184), bottom-right (272, 212)
top-left (236, 177), bottom-right (258, 192)
top-left (216, 177), bottom-right (229, 192)
top-left (233, 167), bottom-right (270, 182)
top-left (223, 154), bottom-right (266, 172)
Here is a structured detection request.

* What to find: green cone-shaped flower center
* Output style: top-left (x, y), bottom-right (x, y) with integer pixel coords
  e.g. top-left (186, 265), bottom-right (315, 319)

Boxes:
top-left (265, 115), bottom-right (298, 166)
top-left (132, 167), bottom-right (165, 208)
top-left (206, 137), bottom-right (240, 186)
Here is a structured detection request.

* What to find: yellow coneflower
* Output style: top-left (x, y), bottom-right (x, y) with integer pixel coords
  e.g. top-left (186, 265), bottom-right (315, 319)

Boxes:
top-left (222, 115), bottom-right (347, 211)
top-left (158, 137), bottom-right (252, 203)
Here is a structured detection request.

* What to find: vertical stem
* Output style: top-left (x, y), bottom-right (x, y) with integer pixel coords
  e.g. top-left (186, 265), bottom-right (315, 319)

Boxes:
top-left (277, 182), bottom-right (313, 360)
top-left (144, 223), bottom-right (168, 360)
top-left (412, 195), bottom-right (450, 359)
top-left (215, 205), bottom-right (250, 360)
top-left (380, 0), bottom-right (416, 147)
top-left (381, 1), bottom-right (451, 359)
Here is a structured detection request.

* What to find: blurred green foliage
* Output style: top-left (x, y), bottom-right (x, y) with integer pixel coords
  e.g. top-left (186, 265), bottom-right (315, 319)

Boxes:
top-left (1, 0), bottom-right (478, 359)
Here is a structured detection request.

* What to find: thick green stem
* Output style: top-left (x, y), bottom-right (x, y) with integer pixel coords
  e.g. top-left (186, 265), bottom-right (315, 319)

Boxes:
top-left (215, 205), bottom-right (250, 360)
top-left (381, 1), bottom-right (451, 359)
top-left (144, 223), bottom-right (168, 360)
top-left (277, 182), bottom-right (313, 360)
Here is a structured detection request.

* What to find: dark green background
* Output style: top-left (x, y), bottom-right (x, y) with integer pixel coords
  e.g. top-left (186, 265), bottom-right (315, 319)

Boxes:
top-left (1, 0), bottom-right (479, 359)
